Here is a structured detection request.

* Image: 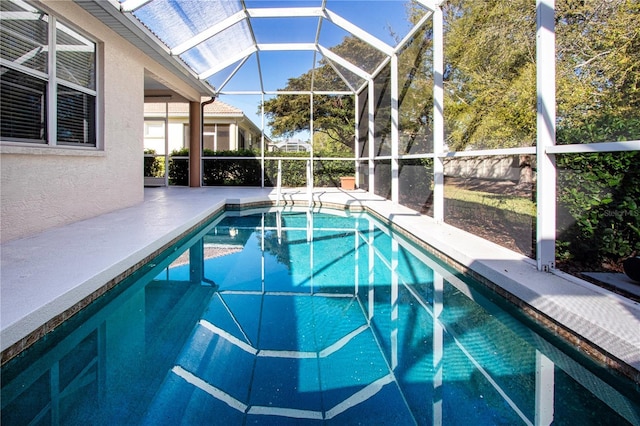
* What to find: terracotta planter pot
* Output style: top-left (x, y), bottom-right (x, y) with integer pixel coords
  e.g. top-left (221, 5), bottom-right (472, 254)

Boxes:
top-left (340, 176), bottom-right (355, 190)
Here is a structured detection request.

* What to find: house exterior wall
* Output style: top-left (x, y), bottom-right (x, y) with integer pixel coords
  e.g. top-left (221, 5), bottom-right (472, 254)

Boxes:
top-left (0, 1), bottom-right (201, 242)
top-left (144, 112), bottom-right (263, 153)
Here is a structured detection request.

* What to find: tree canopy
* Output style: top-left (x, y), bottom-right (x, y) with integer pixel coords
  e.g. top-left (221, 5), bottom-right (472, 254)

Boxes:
top-left (262, 0), bottom-right (639, 151)
top-left (442, 0), bottom-right (639, 149)
top-left (257, 0), bottom-right (639, 268)
top-left (555, 0), bottom-right (640, 144)
top-left (442, 0), bottom-right (537, 150)
top-left (261, 36), bottom-right (387, 151)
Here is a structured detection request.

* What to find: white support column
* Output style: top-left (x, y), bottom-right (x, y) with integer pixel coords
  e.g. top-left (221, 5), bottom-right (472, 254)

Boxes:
top-left (214, 123), bottom-right (218, 151)
top-left (309, 92), bottom-right (314, 188)
top-left (234, 121), bottom-right (239, 150)
top-left (432, 6), bottom-right (445, 222)
top-left (306, 159), bottom-right (313, 208)
top-left (261, 93), bottom-right (265, 188)
top-left (391, 54), bottom-right (400, 204)
top-left (536, 0), bottom-right (557, 271)
top-left (164, 102), bottom-right (170, 187)
top-left (368, 80), bottom-right (376, 193)
top-left (535, 350), bottom-right (555, 426)
top-left (355, 92), bottom-right (360, 187)
top-left (276, 159), bottom-right (282, 207)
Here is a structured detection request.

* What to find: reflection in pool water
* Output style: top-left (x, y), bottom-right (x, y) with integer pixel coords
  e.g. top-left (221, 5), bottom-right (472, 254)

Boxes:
top-left (1, 209), bottom-right (639, 425)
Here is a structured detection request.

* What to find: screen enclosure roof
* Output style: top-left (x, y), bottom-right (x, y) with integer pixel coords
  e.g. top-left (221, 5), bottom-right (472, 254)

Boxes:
top-left (79, 0), bottom-right (437, 96)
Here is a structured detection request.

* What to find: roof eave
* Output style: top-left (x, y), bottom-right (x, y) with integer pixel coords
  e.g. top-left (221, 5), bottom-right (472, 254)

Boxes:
top-left (74, 0), bottom-right (215, 96)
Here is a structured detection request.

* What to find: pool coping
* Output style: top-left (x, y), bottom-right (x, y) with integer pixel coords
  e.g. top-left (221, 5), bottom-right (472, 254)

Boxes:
top-left (1, 187), bottom-right (639, 385)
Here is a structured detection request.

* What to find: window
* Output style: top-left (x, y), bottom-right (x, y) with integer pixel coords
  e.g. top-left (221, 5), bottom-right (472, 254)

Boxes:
top-left (144, 120), bottom-right (165, 154)
top-left (202, 124), bottom-right (215, 152)
top-left (238, 128), bottom-right (245, 150)
top-left (144, 121), bottom-right (164, 138)
top-left (0, 1), bottom-right (97, 147)
top-left (216, 124), bottom-right (230, 151)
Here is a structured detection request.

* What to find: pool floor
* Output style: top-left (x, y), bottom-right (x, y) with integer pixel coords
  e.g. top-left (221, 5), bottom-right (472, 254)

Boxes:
top-left (2, 209), bottom-right (639, 425)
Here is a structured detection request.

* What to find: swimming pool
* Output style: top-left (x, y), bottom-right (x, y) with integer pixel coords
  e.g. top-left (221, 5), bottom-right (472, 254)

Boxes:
top-left (1, 208), bottom-right (639, 425)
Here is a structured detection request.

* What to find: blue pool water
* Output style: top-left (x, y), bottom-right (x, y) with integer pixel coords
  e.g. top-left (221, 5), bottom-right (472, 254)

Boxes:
top-left (1, 209), bottom-right (639, 425)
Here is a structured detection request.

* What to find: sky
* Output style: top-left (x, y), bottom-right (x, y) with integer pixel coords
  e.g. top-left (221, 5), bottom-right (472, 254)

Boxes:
top-left (222, 1), bottom-right (423, 140)
top-left (135, 0), bottom-right (428, 140)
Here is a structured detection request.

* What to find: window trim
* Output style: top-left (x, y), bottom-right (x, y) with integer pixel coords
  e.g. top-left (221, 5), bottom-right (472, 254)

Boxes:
top-left (0, 8), bottom-right (100, 150)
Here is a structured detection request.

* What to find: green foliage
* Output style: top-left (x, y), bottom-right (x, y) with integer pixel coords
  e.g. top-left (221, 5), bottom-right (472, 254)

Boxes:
top-left (143, 148), bottom-right (164, 178)
top-left (313, 159), bottom-right (355, 187)
top-left (166, 149), bottom-right (355, 187)
top-left (168, 148), bottom-right (189, 186)
top-left (262, 92), bottom-right (356, 151)
top-left (313, 132), bottom-right (353, 157)
top-left (442, 0), bottom-right (537, 150)
top-left (260, 37), bottom-right (382, 151)
top-left (264, 153), bottom-right (308, 187)
top-left (263, 152), bottom-right (355, 188)
top-left (171, 148), bottom-right (190, 156)
top-left (442, 0), bottom-right (640, 150)
top-left (557, 152), bottom-right (640, 264)
top-left (558, 116), bottom-right (640, 145)
top-left (398, 26), bottom-right (435, 154)
top-left (439, 0), bottom-right (640, 268)
top-left (202, 150), bottom-right (261, 186)
top-left (556, 0), bottom-right (640, 137)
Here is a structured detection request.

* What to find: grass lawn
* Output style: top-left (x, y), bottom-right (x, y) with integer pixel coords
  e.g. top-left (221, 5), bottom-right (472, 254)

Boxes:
top-left (444, 185), bottom-right (536, 217)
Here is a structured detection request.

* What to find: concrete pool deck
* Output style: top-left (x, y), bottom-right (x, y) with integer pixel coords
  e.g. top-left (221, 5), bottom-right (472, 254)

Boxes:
top-left (1, 187), bottom-right (639, 383)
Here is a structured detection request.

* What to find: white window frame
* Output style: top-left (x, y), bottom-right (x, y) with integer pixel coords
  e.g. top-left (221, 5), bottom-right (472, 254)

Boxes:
top-left (0, 4), bottom-right (100, 150)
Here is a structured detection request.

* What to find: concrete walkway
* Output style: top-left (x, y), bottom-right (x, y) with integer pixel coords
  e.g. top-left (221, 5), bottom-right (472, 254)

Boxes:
top-left (1, 187), bottom-right (639, 383)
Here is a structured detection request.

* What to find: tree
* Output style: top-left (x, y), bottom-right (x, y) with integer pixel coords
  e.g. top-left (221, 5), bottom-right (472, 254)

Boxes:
top-left (262, 37), bottom-right (386, 152)
top-left (397, 23), bottom-right (434, 155)
top-left (555, 0), bottom-right (640, 144)
top-left (553, 1), bottom-right (640, 269)
top-left (442, 0), bottom-right (537, 150)
top-left (441, 0), bottom-right (640, 149)
top-left (313, 132), bottom-right (352, 157)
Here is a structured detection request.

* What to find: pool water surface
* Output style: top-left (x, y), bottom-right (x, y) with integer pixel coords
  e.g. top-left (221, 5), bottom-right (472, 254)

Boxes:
top-left (1, 209), bottom-right (639, 425)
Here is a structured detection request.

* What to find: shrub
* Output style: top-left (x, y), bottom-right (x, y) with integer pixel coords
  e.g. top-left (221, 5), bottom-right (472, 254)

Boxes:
top-left (557, 151), bottom-right (640, 267)
top-left (143, 148), bottom-right (164, 177)
top-left (556, 115), bottom-right (640, 269)
top-left (202, 150), bottom-right (261, 186)
top-left (263, 152), bottom-right (355, 188)
top-left (169, 148), bottom-right (189, 186)
top-left (264, 152), bottom-right (309, 187)
top-left (313, 159), bottom-right (355, 187)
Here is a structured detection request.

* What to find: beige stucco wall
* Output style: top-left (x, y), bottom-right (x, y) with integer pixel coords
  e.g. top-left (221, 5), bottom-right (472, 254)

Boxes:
top-left (0, 1), bottom-right (203, 242)
top-left (443, 155), bottom-right (522, 181)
